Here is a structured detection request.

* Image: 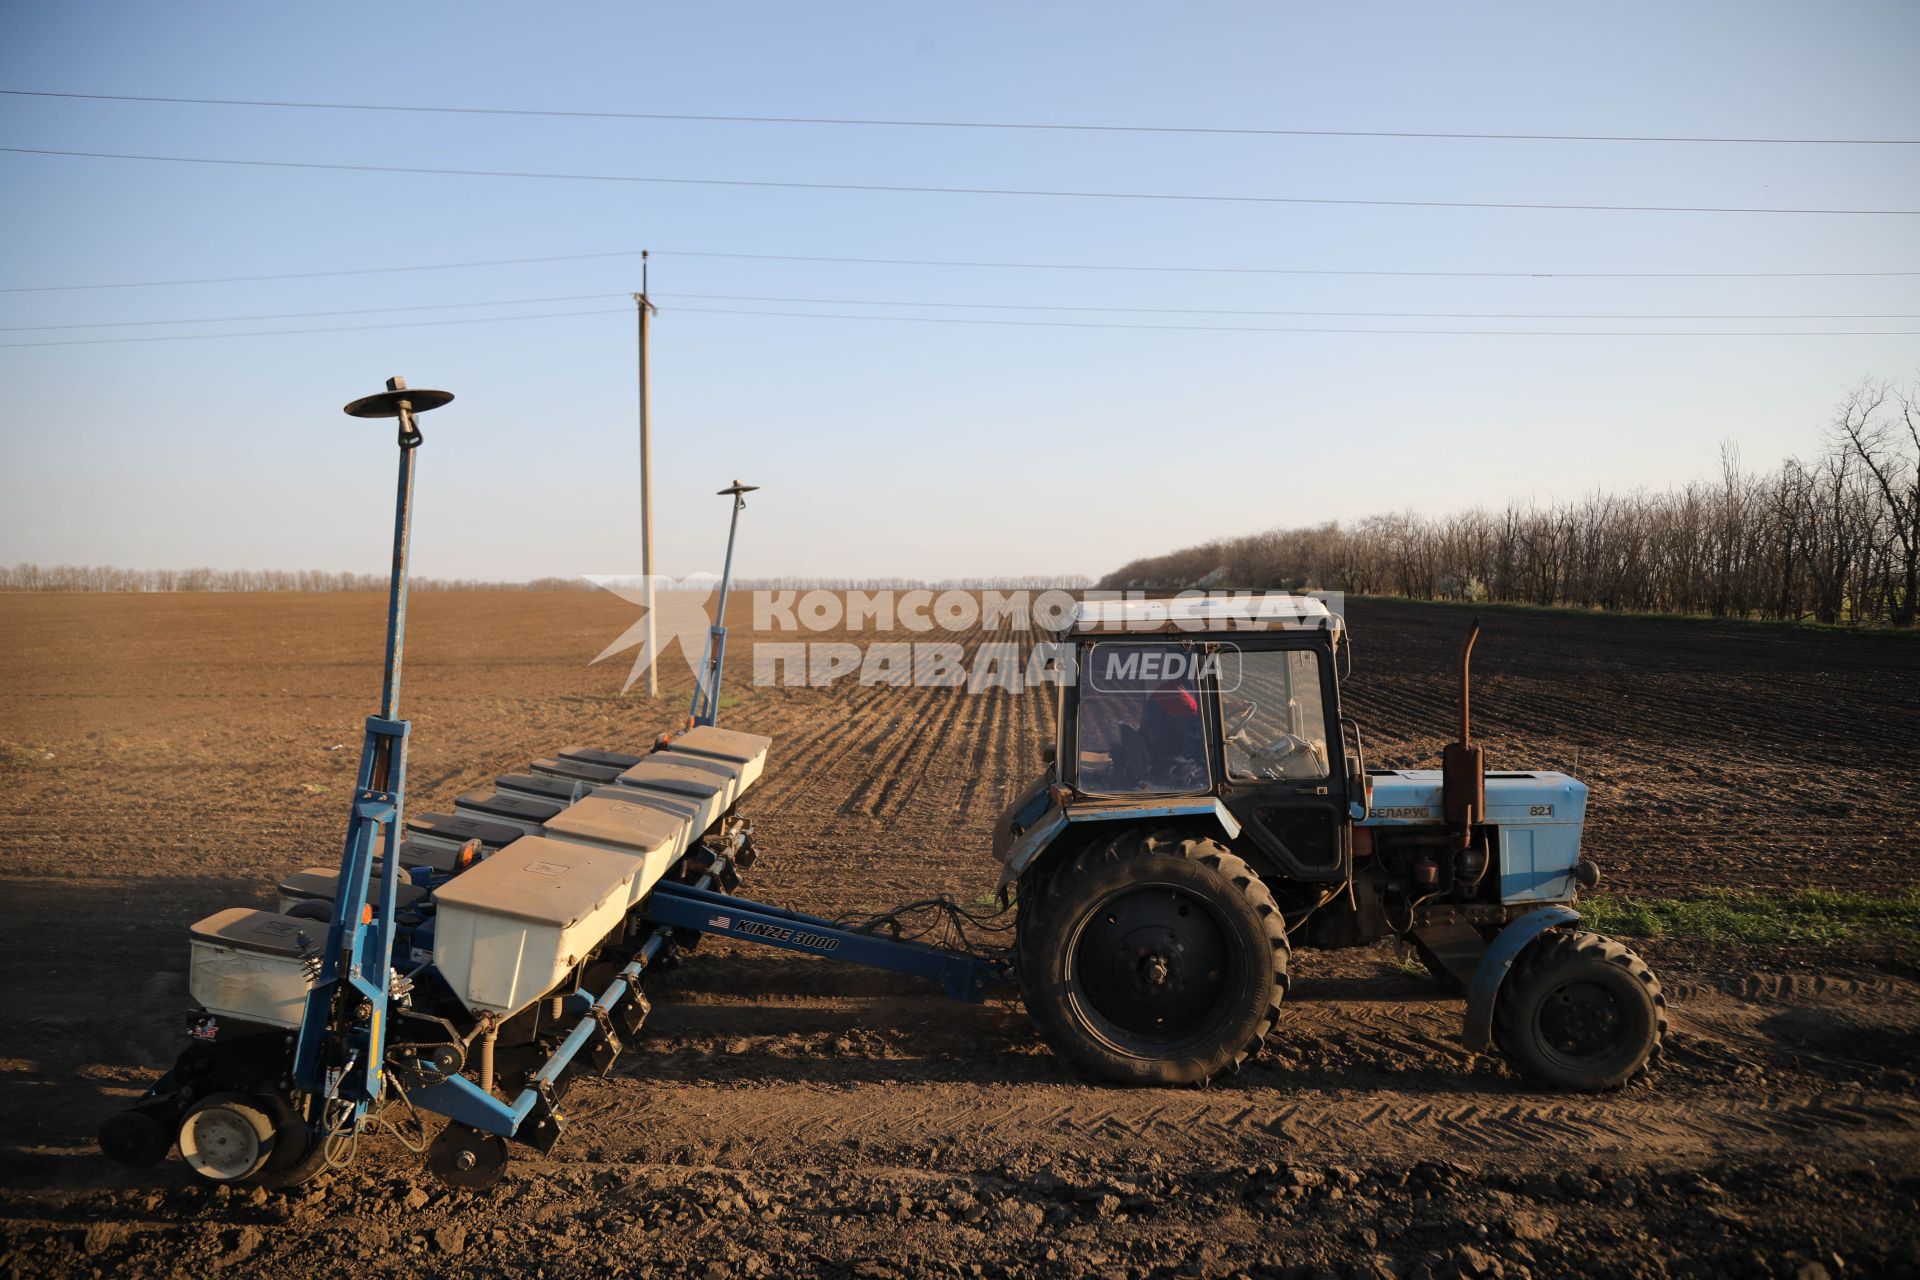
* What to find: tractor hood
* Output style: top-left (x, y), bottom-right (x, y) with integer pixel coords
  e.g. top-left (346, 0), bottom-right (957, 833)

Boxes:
top-left (1360, 770), bottom-right (1588, 827)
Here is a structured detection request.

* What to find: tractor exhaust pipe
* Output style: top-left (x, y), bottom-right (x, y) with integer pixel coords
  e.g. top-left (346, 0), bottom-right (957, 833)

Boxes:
top-left (1441, 620), bottom-right (1486, 846)
top-left (1458, 620), bottom-right (1477, 746)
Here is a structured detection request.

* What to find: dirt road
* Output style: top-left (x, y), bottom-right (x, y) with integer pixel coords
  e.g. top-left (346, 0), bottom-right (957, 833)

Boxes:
top-left (2, 592), bottom-right (1916, 1277)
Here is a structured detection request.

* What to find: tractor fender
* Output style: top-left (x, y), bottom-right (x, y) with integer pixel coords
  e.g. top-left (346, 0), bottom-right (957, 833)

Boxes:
top-left (1461, 904), bottom-right (1581, 1053)
top-left (997, 797), bottom-right (1242, 891)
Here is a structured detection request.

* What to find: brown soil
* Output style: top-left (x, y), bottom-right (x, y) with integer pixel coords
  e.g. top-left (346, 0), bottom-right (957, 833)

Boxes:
top-left (1, 592), bottom-right (1917, 1279)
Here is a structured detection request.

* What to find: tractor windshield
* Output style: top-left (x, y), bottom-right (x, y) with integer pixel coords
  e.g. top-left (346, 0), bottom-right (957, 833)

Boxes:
top-left (1221, 648), bottom-right (1331, 782)
top-left (1073, 641), bottom-right (1211, 795)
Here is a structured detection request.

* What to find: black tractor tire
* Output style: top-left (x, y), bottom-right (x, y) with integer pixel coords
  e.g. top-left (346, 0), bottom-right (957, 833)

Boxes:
top-left (1018, 827), bottom-right (1289, 1086)
top-left (1012, 864), bottom-right (1054, 1017)
top-left (1493, 930), bottom-right (1666, 1092)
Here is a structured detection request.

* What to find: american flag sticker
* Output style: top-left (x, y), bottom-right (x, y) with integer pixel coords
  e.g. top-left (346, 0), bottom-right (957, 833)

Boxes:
top-left (707, 914), bottom-right (730, 930)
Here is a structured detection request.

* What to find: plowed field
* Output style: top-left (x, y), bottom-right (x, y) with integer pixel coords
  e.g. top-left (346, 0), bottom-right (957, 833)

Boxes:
top-left (2, 592), bottom-right (1916, 1279)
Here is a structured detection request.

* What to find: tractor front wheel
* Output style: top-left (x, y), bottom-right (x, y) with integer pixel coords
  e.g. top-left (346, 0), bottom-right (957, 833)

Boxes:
top-left (1019, 828), bottom-right (1288, 1086)
top-left (1493, 930), bottom-right (1666, 1091)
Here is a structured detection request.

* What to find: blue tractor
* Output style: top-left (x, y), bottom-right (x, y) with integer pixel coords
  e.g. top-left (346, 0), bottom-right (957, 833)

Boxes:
top-left (996, 595), bottom-right (1666, 1091)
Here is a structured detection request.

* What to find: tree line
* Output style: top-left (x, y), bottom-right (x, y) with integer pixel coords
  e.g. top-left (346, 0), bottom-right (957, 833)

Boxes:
top-left (0, 566), bottom-right (1095, 594)
top-left (1101, 378), bottom-right (1920, 626)
top-left (0, 566), bottom-right (588, 593)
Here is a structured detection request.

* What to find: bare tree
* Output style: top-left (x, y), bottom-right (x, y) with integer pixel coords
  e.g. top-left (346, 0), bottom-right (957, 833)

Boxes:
top-left (1832, 380), bottom-right (1920, 625)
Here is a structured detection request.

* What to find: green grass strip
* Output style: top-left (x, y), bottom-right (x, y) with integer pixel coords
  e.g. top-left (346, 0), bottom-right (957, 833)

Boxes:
top-left (1580, 888), bottom-right (1920, 947)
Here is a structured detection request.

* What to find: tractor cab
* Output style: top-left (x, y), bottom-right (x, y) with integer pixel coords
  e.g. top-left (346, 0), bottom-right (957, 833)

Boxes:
top-left (1057, 595), bottom-right (1360, 885)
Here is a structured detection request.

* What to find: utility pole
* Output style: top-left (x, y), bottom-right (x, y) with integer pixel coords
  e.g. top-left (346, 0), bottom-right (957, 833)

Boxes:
top-left (633, 252), bottom-right (660, 696)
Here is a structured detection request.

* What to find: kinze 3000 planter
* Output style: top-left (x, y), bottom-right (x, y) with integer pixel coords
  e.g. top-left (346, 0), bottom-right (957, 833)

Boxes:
top-left (99, 379), bottom-right (1662, 1190)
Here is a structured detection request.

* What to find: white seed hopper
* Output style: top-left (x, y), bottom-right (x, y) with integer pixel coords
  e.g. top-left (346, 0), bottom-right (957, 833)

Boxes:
top-left (188, 908), bottom-right (322, 1029)
top-left (539, 794), bottom-right (688, 905)
top-left (430, 836), bottom-right (639, 1018)
top-left (657, 725), bottom-right (772, 794)
top-left (614, 756), bottom-right (735, 832)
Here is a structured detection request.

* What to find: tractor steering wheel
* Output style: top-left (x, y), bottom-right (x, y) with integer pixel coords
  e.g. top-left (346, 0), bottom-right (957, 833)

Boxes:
top-left (1223, 699), bottom-right (1259, 738)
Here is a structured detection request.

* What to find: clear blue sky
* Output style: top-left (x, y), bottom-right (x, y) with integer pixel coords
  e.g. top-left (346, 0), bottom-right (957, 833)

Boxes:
top-left (2, 3), bottom-right (1916, 582)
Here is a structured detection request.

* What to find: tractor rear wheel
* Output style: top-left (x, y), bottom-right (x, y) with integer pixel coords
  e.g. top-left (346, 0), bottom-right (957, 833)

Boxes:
top-left (1019, 828), bottom-right (1288, 1086)
top-left (1493, 930), bottom-right (1666, 1091)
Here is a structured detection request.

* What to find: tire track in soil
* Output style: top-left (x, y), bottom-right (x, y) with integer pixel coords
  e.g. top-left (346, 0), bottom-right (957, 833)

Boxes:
top-left (571, 1069), bottom-right (1918, 1162)
top-left (610, 951), bottom-right (1920, 1164)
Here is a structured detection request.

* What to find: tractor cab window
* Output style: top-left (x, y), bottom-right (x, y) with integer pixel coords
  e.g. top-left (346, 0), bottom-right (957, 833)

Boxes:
top-left (1221, 648), bottom-right (1331, 783)
top-left (1073, 641), bottom-right (1211, 795)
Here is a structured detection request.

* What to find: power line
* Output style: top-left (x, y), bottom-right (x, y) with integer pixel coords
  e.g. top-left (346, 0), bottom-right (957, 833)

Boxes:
top-left (671, 305), bottom-right (1920, 337)
top-left (7, 289), bottom-right (1915, 334)
top-left (661, 250), bottom-right (1920, 280)
top-left (4, 303), bottom-right (1914, 349)
top-left (0, 292), bottom-right (623, 331)
top-left (5, 246), bottom-right (1914, 295)
top-left (4, 145), bottom-right (1914, 216)
top-left (0, 250), bottom-right (649, 292)
top-left (0, 307), bottom-right (627, 348)
top-left (659, 291), bottom-right (1920, 322)
top-left (6, 89), bottom-right (1915, 147)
